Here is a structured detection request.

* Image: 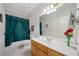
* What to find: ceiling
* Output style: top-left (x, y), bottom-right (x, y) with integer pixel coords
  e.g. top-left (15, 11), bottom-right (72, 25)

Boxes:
top-left (4, 3), bottom-right (40, 17)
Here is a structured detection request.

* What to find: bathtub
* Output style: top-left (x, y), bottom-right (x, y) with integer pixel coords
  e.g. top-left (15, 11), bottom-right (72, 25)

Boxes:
top-left (2, 40), bottom-right (31, 56)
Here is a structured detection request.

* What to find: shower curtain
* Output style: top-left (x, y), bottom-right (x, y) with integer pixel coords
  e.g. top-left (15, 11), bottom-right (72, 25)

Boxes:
top-left (5, 15), bottom-right (30, 47)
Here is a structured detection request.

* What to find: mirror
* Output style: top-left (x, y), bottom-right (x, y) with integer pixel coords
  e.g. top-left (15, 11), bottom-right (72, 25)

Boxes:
top-left (39, 3), bottom-right (77, 47)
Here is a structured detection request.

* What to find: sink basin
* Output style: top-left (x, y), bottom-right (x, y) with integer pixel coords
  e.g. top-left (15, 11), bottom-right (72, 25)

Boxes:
top-left (47, 38), bottom-right (52, 41)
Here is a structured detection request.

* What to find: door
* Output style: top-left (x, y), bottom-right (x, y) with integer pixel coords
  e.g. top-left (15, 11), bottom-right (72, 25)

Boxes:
top-left (40, 22), bottom-right (42, 35)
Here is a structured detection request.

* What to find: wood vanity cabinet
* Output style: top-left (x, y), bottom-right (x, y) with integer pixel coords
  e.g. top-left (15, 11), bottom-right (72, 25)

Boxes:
top-left (37, 48), bottom-right (47, 56)
top-left (31, 44), bottom-right (37, 56)
top-left (31, 40), bottom-right (48, 56)
top-left (48, 48), bottom-right (64, 56)
top-left (31, 40), bottom-right (64, 56)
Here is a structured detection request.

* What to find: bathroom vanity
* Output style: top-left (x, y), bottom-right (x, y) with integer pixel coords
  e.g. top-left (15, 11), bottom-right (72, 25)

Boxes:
top-left (31, 36), bottom-right (78, 56)
top-left (31, 40), bottom-right (64, 56)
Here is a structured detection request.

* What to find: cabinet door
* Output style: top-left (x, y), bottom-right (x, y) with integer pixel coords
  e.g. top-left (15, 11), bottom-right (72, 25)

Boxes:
top-left (48, 48), bottom-right (64, 56)
top-left (31, 44), bottom-right (37, 56)
top-left (37, 48), bottom-right (47, 56)
top-left (36, 42), bottom-right (48, 53)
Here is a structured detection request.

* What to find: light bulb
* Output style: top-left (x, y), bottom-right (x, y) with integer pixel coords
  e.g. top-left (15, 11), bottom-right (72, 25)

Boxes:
top-left (47, 6), bottom-right (50, 10)
top-left (47, 11), bottom-right (50, 14)
top-left (44, 8), bottom-right (46, 12)
top-left (49, 9), bottom-right (53, 13)
top-left (53, 8), bottom-right (56, 11)
top-left (50, 4), bottom-right (54, 8)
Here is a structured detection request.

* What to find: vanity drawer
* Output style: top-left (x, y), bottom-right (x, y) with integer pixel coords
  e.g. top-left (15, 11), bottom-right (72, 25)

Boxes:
top-left (37, 48), bottom-right (48, 56)
top-left (48, 48), bottom-right (64, 56)
top-left (31, 40), bottom-right (48, 54)
top-left (36, 42), bottom-right (48, 54)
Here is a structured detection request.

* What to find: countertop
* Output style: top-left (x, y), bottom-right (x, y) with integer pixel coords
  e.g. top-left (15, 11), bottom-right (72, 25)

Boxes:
top-left (31, 36), bottom-right (78, 56)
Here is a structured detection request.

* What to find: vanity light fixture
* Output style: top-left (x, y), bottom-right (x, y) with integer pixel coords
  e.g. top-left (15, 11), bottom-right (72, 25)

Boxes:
top-left (43, 3), bottom-right (64, 15)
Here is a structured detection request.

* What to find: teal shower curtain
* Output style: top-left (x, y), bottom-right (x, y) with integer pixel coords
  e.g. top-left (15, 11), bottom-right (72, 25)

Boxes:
top-left (5, 15), bottom-right (30, 47)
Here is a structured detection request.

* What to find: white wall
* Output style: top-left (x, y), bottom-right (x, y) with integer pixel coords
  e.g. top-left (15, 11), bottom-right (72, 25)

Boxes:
top-left (5, 8), bottom-right (27, 19)
top-left (75, 3), bottom-right (79, 54)
top-left (28, 3), bottom-right (50, 35)
top-left (0, 4), bottom-right (5, 55)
